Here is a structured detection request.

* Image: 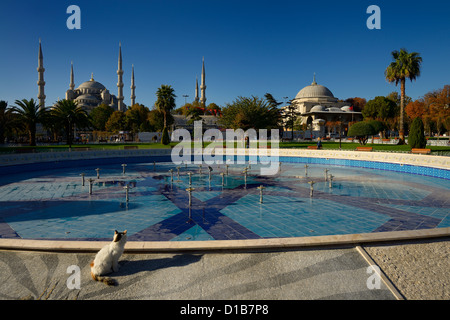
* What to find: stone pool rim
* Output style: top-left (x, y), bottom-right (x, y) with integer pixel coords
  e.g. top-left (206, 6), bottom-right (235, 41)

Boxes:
top-left (0, 148), bottom-right (449, 252)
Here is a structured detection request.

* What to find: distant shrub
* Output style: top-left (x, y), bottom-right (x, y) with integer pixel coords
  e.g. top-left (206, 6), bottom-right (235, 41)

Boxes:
top-left (161, 127), bottom-right (170, 145)
top-left (408, 117), bottom-right (426, 148)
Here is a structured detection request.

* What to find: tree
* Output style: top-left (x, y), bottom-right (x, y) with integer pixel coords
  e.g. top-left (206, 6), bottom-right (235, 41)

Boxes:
top-left (90, 104), bottom-right (114, 131)
top-left (282, 102), bottom-right (300, 139)
top-left (0, 101), bottom-right (14, 144)
top-left (386, 91), bottom-right (412, 109)
top-left (206, 103), bottom-right (221, 116)
top-left (408, 117), bottom-right (426, 148)
top-left (148, 108), bottom-right (173, 132)
top-left (161, 127), bottom-right (170, 145)
top-left (220, 96), bottom-right (280, 130)
top-left (424, 85), bottom-right (450, 137)
top-left (125, 103), bottom-right (151, 134)
top-left (362, 96), bottom-right (398, 137)
top-left (344, 97), bottom-right (367, 112)
top-left (155, 85), bottom-right (176, 128)
top-left (186, 105), bottom-right (204, 125)
top-left (264, 93), bottom-right (282, 109)
top-left (105, 111), bottom-right (127, 133)
top-left (405, 99), bottom-right (426, 121)
top-left (13, 98), bottom-right (48, 146)
top-left (51, 99), bottom-right (90, 147)
top-left (347, 121), bottom-right (377, 145)
top-left (385, 48), bottom-right (422, 144)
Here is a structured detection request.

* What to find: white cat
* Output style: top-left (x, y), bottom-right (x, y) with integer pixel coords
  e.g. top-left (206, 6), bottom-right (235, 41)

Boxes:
top-left (90, 230), bottom-right (127, 286)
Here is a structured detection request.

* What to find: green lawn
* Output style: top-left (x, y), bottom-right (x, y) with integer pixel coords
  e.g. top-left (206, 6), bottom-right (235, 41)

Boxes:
top-left (1, 141), bottom-right (449, 155)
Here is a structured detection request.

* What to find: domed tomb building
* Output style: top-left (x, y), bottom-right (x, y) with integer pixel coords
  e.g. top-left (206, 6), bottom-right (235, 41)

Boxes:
top-left (287, 75), bottom-right (362, 138)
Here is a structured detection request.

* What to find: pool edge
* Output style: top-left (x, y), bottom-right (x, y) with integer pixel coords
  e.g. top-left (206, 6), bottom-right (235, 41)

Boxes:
top-left (1, 227), bottom-right (449, 253)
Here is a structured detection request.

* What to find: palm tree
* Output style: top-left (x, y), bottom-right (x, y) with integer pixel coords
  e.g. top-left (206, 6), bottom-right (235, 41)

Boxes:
top-left (13, 99), bottom-right (47, 146)
top-left (0, 101), bottom-right (14, 144)
top-left (385, 48), bottom-right (422, 144)
top-left (51, 99), bottom-right (89, 147)
top-left (155, 85), bottom-right (176, 129)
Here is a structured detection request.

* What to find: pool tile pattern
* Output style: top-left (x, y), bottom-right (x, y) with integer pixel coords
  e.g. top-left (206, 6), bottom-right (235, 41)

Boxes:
top-left (0, 161), bottom-right (448, 241)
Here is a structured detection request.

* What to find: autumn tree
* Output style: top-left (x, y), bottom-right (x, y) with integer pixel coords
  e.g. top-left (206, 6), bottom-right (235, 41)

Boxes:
top-left (105, 111), bottom-right (127, 133)
top-left (405, 99), bottom-right (425, 121)
top-left (344, 97), bottom-right (366, 112)
top-left (424, 85), bottom-right (450, 136)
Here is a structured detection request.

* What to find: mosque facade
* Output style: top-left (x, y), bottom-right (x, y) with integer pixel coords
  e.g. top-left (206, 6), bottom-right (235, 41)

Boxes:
top-left (37, 41), bottom-right (207, 115)
top-left (285, 75), bottom-right (362, 138)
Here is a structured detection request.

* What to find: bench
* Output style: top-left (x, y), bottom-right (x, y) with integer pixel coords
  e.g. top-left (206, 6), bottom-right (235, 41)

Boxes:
top-left (411, 148), bottom-right (431, 154)
top-left (73, 147), bottom-right (90, 151)
top-left (356, 146), bottom-right (373, 152)
top-left (307, 146), bottom-right (319, 150)
top-left (124, 145), bottom-right (138, 150)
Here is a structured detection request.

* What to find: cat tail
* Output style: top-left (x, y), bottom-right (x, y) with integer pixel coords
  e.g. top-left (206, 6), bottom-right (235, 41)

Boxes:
top-left (90, 261), bottom-right (117, 286)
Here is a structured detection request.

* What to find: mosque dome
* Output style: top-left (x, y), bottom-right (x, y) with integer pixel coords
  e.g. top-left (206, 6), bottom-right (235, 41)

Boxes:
top-left (77, 74), bottom-right (106, 94)
top-left (295, 83), bottom-right (335, 99)
top-left (295, 75), bottom-right (335, 100)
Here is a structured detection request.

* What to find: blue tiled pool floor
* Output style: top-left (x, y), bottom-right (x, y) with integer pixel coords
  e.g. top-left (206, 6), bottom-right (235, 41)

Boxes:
top-left (0, 161), bottom-right (448, 241)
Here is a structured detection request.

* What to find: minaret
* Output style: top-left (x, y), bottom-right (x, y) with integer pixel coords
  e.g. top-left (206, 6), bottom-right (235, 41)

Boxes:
top-left (130, 64), bottom-right (136, 106)
top-left (194, 76), bottom-right (199, 102)
top-left (37, 39), bottom-right (46, 110)
top-left (117, 43), bottom-right (124, 111)
top-left (69, 61), bottom-right (75, 90)
top-left (200, 57), bottom-right (206, 106)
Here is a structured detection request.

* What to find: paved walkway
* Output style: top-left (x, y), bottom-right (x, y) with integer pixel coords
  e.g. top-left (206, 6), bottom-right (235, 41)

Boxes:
top-left (0, 245), bottom-right (397, 300)
top-left (2, 237), bottom-right (449, 301)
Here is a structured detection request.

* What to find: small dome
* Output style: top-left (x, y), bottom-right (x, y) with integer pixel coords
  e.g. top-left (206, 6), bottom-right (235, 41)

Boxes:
top-left (75, 94), bottom-right (99, 102)
top-left (310, 105), bottom-right (326, 112)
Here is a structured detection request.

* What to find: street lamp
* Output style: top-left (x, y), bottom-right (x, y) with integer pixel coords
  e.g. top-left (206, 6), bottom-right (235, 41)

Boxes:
top-left (183, 95), bottom-right (189, 105)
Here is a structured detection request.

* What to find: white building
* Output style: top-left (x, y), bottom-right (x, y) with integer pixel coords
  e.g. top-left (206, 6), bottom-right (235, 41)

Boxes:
top-left (284, 74), bottom-right (362, 138)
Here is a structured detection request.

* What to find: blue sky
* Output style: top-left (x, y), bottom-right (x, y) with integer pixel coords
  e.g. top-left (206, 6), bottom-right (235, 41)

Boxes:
top-left (1, 0), bottom-right (449, 109)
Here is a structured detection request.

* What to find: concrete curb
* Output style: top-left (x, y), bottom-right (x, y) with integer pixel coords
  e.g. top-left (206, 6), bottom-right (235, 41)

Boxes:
top-left (1, 227), bottom-right (449, 253)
